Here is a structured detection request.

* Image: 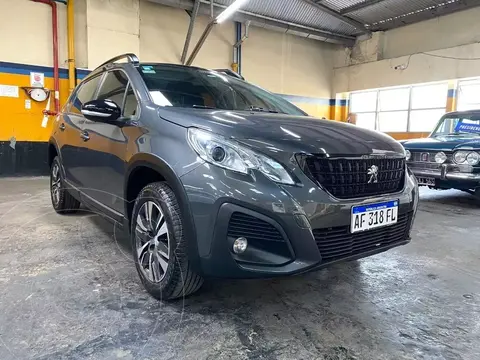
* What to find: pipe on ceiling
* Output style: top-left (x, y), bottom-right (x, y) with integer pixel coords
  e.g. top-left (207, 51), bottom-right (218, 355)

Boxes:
top-left (148, 0), bottom-right (356, 46)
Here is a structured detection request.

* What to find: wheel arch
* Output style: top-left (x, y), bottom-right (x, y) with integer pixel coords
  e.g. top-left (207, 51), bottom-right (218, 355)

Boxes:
top-left (125, 153), bottom-right (201, 274)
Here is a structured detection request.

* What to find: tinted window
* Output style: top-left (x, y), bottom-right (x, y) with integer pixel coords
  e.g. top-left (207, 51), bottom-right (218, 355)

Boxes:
top-left (124, 84), bottom-right (138, 117)
top-left (71, 75), bottom-right (102, 114)
top-left (97, 71), bottom-right (128, 109)
top-left (137, 64), bottom-right (305, 116)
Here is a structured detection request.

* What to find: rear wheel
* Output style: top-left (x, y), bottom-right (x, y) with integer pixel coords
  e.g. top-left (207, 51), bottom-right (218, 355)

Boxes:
top-left (131, 182), bottom-right (203, 301)
top-left (50, 156), bottom-right (80, 214)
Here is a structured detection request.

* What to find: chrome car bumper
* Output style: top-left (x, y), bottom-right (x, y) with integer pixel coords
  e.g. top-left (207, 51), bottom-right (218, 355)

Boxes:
top-left (411, 166), bottom-right (480, 181)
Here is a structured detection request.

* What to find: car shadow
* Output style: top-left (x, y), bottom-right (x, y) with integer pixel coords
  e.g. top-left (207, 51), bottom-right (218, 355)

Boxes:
top-left (83, 211), bottom-right (366, 310)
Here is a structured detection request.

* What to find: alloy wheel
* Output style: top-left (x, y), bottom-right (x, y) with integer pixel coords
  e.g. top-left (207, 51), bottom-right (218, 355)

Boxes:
top-left (135, 201), bottom-right (170, 283)
top-left (51, 163), bottom-right (61, 206)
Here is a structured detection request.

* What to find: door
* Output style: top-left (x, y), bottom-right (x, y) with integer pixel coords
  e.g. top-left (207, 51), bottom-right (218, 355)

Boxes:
top-left (59, 74), bottom-right (103, 189)
top-left (79, 70), bottom-right (139, 216)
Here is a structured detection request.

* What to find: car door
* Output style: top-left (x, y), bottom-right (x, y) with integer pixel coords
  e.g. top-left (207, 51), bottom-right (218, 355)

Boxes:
top-left (78, 70), bottom-right (139, 217)
top-left (59, 74), bottom-right (103, 189)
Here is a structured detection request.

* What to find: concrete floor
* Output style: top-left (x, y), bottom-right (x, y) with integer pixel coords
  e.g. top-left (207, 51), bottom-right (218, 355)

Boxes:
top-left (0, 178), bottom-right (479, 360)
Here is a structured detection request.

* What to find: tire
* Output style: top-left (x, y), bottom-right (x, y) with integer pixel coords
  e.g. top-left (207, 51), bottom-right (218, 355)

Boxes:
top-left (50, 156), bottom-right (81, 214)
top-left (131, 182), bottom-right (203, 301)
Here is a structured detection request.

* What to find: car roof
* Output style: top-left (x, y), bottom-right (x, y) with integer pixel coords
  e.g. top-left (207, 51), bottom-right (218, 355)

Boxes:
top-left (445, 109), bottom-right (480, 117)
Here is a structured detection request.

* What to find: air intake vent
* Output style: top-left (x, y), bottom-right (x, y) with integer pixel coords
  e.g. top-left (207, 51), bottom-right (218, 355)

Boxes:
top-left (227, 212), bottom-right (285, 243)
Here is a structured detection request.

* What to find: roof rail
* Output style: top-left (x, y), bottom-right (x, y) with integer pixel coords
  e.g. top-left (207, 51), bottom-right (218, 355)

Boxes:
top-left (213, 68), bottom-right (245, 80)
top-left (96, 53), bottom-right (140, 70)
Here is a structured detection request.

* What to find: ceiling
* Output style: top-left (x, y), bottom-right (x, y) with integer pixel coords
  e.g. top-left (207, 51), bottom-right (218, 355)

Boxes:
top-left (150, 0), bottom-right (480, 45)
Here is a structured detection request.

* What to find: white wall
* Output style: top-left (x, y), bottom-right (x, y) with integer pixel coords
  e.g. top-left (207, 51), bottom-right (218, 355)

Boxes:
top-left (243, 26), bottom-right (335, 97)
top-left (333, 7), bottom-right (480, 93)
top-left (0, 0), bottom-right (337, 100)
top-left (0, 0), bottom-right (88, 68)
top-left (139, 1), bottom-right (233, 69)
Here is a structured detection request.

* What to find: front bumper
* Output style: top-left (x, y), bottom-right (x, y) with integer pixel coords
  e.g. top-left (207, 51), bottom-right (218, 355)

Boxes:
top-left (411, 167), bottom-right (480, 181)
top-left (180, 163), bottom-right (418, 278)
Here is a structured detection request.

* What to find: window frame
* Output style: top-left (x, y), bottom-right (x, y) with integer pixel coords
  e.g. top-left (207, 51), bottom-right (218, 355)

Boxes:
top-left (66, 73), bottom-right (104, 115)
top-left (349, 82), bottom-right (448, 133)
top-left (95, 69), bottom-right (140, 119)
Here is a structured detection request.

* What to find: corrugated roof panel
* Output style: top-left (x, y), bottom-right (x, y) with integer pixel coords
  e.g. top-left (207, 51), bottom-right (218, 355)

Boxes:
top-left (213, 0), bottom-right (359, 35)
top-left (347, 0), bottom-right (469, 28)
top-left (318, 0), bottom-right (367, 12)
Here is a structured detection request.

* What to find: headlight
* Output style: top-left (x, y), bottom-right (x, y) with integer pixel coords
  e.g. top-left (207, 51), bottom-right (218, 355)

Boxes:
top-left (454, 151), bottom-right (468, 164)
top-left (435, 152), bottom-right (447, 164)
top-left (187, 128), bottom-right (295, 185)
top-left (405, 150), bottom-right (411, 161)
top-left (466, 151), bottom-right (480, 165)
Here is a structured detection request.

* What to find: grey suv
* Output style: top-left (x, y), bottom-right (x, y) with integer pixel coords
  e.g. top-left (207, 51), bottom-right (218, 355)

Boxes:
top-left (49, 54), bottom-right (419, 300)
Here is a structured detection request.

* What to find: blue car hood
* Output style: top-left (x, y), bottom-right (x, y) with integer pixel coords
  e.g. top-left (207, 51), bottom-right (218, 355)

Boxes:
top-left (403, 136), bottom-right (480, 151)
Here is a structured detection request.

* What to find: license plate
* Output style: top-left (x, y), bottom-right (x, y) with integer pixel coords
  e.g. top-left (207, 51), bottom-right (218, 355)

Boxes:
top-left (416, 176), bottom-right (435, 186)
top-left (351, 200), bottom-right (398, 233)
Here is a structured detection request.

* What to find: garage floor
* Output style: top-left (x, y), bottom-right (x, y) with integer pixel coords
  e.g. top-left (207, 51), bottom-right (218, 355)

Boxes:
top-left (0, 177), bottom-right (479, 360)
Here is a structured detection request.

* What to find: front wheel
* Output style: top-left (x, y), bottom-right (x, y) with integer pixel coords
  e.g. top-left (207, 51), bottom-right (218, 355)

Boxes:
top-left (50, 156), bottom-right (80, 214)
top-left (131, 182), bottom-right (203, 301)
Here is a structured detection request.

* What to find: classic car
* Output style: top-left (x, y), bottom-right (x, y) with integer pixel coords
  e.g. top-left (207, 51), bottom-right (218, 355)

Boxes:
top-left (402, 110), bottom-right (480, 198)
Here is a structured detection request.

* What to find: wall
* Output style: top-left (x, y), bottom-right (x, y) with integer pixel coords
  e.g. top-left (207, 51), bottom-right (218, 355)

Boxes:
top-left (0, 0), bottom-right (337, 174)
top-left (332, 7), bottom-right (480, 140)
top-left (333, 8), bottom-right (480, 93)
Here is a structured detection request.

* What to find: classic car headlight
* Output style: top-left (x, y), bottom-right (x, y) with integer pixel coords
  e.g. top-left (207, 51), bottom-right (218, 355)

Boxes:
top-left (405, 150), bottom-right (411, 161)
top-left (435, 152), bottom-right (447, 164)
top-left (454, 151), bottom-right (468, 164)
top-left (466, 151), bottom-right (480, 165)
top-left (187, 128), bottom-right (295, 185)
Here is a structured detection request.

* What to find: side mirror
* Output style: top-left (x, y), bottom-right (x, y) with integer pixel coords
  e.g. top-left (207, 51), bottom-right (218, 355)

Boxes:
top-left (81, 99), bottom-right (122, 124)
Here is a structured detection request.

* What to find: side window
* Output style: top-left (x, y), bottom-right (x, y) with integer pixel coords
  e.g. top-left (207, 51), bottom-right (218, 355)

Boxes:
top-left (124, 84), bottom-right (139, 117)
top-left (70, 75), bottom-right (102, 115)
top-left (96, 71), bottom-right (128, 110)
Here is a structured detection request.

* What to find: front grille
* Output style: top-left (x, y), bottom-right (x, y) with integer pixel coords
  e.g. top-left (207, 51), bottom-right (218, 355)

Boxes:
top-left (313, 212), bottom-right (411, 263)
top-left (227, 212), bottom-right (285, 243)
top-left (411, 151), bottom-right (453, 163)
top-left (301, 156), bottom-right (405, 199)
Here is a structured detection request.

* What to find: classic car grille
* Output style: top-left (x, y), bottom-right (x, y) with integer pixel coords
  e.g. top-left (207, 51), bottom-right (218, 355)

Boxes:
top-left (301, 156), bottom-right (406, 199)
top-left (313, 212), bottom-right (412, 263)
top-left (411, 151), bottom-right (453, 163)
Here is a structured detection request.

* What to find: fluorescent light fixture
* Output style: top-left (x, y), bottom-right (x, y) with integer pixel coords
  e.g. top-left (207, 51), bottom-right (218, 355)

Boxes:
top-left (215, 0), bottom-right (249, 24)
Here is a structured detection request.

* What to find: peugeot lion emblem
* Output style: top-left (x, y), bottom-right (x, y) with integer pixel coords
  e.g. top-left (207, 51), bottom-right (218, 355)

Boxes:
top-left (367, 165), bottom-right (379, 184)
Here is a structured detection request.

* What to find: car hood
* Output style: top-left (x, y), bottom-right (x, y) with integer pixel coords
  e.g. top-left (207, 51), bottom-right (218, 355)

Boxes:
top-left (157, 108), bottom-right (405, 157)
top-left (402, 136), bottom-right (480, 151)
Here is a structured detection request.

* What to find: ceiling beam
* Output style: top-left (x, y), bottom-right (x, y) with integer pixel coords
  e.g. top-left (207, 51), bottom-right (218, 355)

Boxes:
top-left (148, 0), bottom-right (356, 45)
top-left (301, 0), bottom-right (370, 34)
top-left (339, 0), bottom-right (387, 15)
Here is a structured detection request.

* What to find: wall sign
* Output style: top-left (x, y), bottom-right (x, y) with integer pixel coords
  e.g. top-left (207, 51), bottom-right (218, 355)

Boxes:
top-left (30, 72), bottom-right (45, 88)
top-left (0, 85), bottom-right (19, 98)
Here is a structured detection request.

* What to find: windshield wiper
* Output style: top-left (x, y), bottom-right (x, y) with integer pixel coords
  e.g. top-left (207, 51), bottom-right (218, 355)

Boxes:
top-left (246, 106), bottom-right (281, 114)
top-left (192, 105), bottom-right (217, 109)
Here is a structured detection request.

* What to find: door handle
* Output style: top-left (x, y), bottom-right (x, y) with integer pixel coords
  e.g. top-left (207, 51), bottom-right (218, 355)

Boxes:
top-left (59, 123), bottom-right (66, 131)
top-left (80, 131), bottom-right (90, 142)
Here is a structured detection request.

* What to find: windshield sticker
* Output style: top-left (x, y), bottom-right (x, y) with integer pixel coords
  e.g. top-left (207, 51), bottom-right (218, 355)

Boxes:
top-left (141, 66), bottom-right (156, 74)
top-left (454, 121), bottom-right (480, 133)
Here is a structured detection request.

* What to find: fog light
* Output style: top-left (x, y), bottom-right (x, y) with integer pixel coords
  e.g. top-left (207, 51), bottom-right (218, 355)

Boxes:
top-left (233, 237), bottom-right (248, 254)
top-left (435, 152), bottom-right (447, 164)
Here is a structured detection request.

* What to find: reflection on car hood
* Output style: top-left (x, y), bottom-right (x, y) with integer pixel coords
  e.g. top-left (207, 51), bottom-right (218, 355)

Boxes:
top-left (402, 136), bottom-right (480, 151)
top-left (157, 108), bottom-right (405, 157)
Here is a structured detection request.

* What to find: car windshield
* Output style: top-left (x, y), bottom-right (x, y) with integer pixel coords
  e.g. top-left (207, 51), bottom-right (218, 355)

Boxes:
top-left (432, 114), bottom-right (480, 137)
top-left (137, 64), bottom-right (306, 116)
